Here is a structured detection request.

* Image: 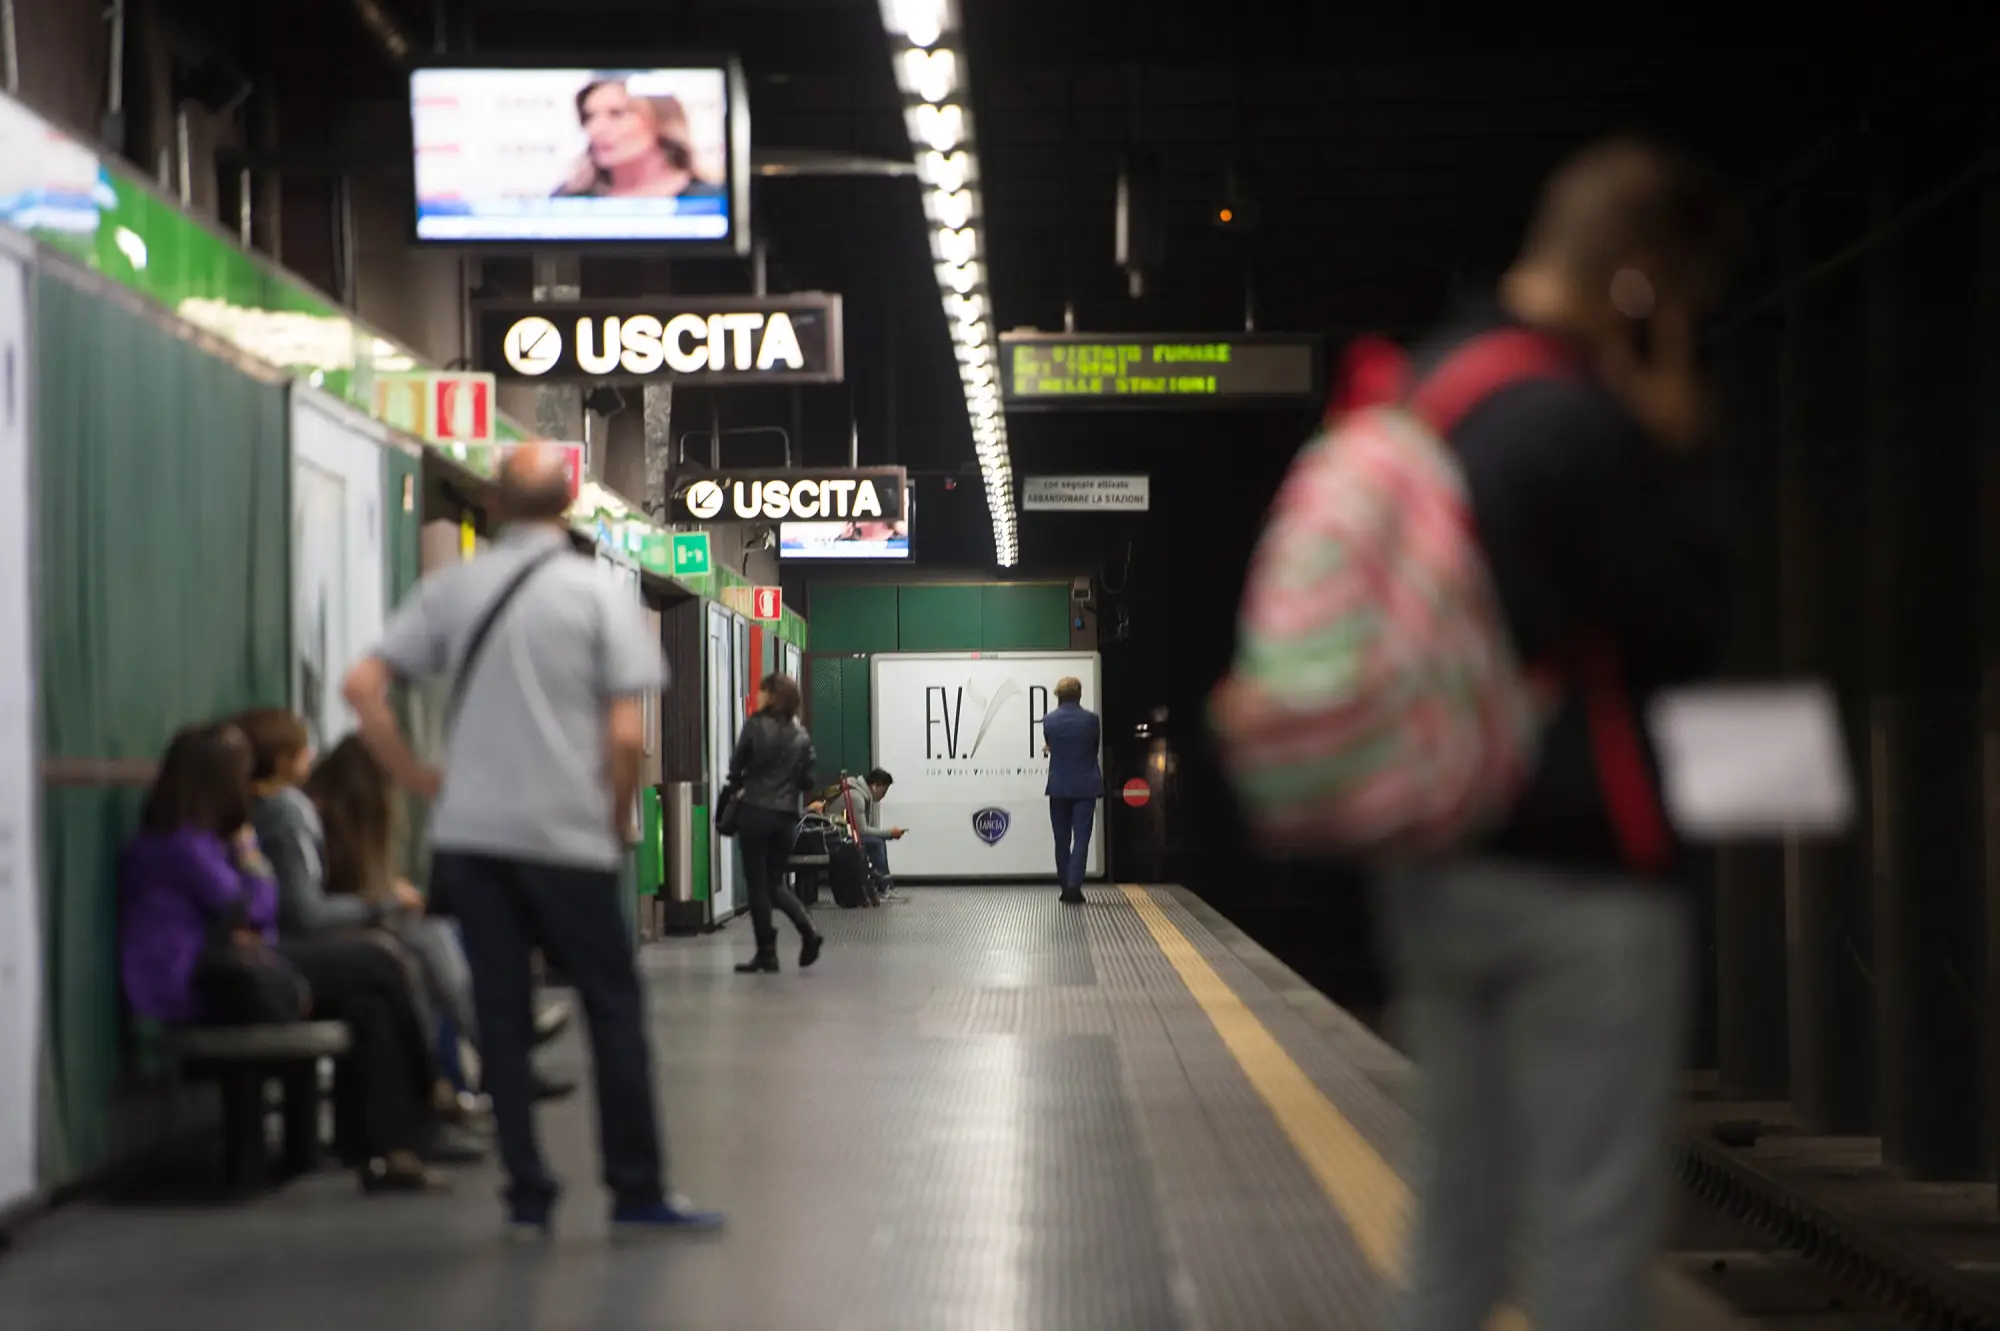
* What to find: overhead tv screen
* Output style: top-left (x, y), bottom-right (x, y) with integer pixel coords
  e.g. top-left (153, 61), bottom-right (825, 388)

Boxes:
top-left (410, 64), bottom-right (747, 249)
top-left (780, 492), bottom-right (912, 562)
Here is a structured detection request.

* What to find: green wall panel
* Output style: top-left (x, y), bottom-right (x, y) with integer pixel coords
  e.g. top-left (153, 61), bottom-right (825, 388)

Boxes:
top-left (808, 656), bottom-right (844, 776)
top-left (384, 449), bottom-right (423, 606)
top-left (982, 583), bottom-right (1072, 650)
top-left (806, 584), bottom-right (899, 654)
top-left (840, 660), bottom-right (873, 781)
top-left (35, 269), bottom-right (290, 1185)
top-left (806, 656), bottom-right (875, 782)
top-left (897, 586), bottom-right (982, 651)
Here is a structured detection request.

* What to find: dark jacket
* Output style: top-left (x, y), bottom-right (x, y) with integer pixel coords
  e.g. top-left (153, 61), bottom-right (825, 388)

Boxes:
top-left (1043, 702), bottom-right (1105, 800)
top-left (1412, 301), bottom-right (1722, 876)
top-left (728, 712), bottom-right (818, 815)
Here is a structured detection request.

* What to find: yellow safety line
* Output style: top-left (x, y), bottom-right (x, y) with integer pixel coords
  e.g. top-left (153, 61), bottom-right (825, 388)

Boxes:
top-left (1119, 885), bottom-right (1528, 1331)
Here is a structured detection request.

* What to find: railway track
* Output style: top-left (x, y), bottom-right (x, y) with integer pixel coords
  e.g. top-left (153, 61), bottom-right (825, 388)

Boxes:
top-left (1670, 1130), bottom-right (2000, 1331)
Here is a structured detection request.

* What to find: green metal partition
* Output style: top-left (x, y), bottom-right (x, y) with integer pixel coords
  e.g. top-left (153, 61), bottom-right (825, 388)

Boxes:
top-left (35, 264), bottom-right (289, 1184)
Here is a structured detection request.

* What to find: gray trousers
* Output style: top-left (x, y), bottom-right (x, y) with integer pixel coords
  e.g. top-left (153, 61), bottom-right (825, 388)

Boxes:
top-left (1375, 859), bottom-right (1690, 1331)
top-left (387, 915), bottom-right (480, 1045)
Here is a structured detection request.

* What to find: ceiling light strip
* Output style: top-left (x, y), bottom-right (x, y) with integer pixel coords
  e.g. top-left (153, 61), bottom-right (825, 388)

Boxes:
top-left (879, 0), bottom-right (1017, 567)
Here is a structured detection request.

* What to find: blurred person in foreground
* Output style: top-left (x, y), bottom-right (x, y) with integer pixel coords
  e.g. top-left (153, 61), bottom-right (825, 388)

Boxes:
top-left (1042, 676), bottom-right (1103, 904)
top-left (1379, 140), bottom-right (1731, 1331)
top-left (344, 443), bottom-right (722, 1239)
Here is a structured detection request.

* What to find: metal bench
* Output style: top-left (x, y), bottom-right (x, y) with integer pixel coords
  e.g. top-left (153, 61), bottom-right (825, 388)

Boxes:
top-left (789, 814), bottom-right (841, 905)
top-left (165, 1021), bottom-right (351, 1190)
top-left (788, 852), bottom-right (831, 905)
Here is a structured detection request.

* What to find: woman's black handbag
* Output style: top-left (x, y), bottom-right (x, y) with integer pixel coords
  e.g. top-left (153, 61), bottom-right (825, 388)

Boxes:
top-left (715, 784), bottom-right (744, 838)
top-left (193, 941), bottom-right (310, 1025)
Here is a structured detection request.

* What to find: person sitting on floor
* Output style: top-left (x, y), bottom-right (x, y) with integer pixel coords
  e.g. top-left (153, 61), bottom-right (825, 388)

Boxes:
top-left (305, 733), bottom-right (575, 1104)
top-left (119, 722), bottom-right (450, 1192)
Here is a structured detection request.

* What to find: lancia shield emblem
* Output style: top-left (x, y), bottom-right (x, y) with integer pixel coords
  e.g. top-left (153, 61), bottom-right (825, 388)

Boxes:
top-left (972, 807), bottom-right (1011, 846)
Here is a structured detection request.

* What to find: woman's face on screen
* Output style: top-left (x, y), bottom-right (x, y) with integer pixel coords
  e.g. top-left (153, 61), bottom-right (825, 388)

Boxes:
top-left (581, 84), bottom-right (657, 171)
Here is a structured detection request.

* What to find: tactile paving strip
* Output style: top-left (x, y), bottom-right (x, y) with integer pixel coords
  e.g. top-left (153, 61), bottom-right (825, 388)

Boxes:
top-left (1082, 888), bottom-right (1385, 1331)
top-left (1139, 889), bottom-right (1416, 1164)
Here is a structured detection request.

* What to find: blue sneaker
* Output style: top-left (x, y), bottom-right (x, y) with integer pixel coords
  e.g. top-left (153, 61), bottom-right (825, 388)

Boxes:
top-left (610, 1196), bottom-right (726, 1237)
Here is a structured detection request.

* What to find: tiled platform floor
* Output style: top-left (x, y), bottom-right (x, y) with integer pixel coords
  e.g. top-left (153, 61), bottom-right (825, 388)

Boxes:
top-left (0, 885), bottom-right (1742, 1330)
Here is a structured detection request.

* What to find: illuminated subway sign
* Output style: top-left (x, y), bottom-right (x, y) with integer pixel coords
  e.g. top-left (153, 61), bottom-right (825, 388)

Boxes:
top-left (667, 467), bottom-right (907, 524)
top-left (999, 331), bottom-right (1321, 408)
top-left (474, 294), bottom-right (844, 385)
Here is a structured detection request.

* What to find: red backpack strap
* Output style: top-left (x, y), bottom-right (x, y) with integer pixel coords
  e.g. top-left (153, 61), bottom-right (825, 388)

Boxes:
top-left (1577, 639), bottom-right (1673, 875)
top-left (1406, 328), bottom-right (1579, 436)
top-left (1326, 335), bottom-right (1412, 421)
top-left (838, 776), bottom-right (862, 838)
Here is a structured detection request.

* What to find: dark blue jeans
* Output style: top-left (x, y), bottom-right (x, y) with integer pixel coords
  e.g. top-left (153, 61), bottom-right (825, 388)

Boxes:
top-left (1048, 797), bottom-right (1096, 890)
top-left (860, 835), bottom-right (893, 887)
top-left (436, 851), bottom-right (665, 1212)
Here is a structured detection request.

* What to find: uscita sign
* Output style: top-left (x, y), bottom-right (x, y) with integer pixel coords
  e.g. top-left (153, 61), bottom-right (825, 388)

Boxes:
top-left (521, 312), bottom-right (805, 377)
top-left (476, 294), bottom-right (844, 385)
top-left (691, 478), bottom-right (886, 522)
top-left (668, 468), bottom-right (908, 525)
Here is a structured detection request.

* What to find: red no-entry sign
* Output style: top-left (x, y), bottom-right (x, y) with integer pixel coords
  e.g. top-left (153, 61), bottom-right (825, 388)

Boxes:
top-left (1122, 778), bottom-right (1152, 808)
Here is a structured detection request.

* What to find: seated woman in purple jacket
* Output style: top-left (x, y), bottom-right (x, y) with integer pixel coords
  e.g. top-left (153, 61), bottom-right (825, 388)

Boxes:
top-left (120, 723), bottom-right (452, 1192)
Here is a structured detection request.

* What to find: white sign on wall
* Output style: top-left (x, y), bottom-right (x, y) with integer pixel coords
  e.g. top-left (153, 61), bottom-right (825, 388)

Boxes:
top-left (1021, 475), bottom-right (1150, 512)
top-left (0, 239), bottom-right (44, 1214)
top-left (870, 652), bottom-right (1104, 880)
top-left (291, 389), bottom-right (388, 751)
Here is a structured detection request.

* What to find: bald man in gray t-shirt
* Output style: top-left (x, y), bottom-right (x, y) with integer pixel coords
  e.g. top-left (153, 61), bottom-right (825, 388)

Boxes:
top-left (344, 444), bottom-right (723, 1240)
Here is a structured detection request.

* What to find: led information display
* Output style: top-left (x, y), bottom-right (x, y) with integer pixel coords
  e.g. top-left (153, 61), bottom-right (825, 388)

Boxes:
top-left (1000, 332), bottom-right (1320, 408)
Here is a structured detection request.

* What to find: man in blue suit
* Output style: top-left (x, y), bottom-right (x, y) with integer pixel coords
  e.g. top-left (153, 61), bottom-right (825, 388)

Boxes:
top-left (1041, 676), bottom-right (1104, 905)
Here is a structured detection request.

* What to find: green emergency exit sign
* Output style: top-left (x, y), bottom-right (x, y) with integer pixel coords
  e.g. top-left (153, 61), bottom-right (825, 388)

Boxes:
top-left (670, 531), bottom-right (713, 578)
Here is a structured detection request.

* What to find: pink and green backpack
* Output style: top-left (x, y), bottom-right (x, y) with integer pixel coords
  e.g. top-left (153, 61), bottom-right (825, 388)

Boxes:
top-left (1210, 330), bottom-right (1575, 862)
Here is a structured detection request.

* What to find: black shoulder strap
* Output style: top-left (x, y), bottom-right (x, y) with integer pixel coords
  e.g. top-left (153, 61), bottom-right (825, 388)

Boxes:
top-left (446, 547), bottom-right (565, 732)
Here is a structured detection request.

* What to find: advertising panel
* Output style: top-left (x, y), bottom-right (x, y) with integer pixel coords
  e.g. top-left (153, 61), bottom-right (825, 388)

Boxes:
top-left (0, 239), bottom-right (42, 1213)
top-left (781, 484), bottom-right (912, 561)
top-left (870, 652), bottom-right (1105, 880)
top-left (411, 63), bottom-right (749, 252)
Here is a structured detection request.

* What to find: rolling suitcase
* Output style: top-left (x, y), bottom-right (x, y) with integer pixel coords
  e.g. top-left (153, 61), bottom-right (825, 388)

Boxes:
top-left (827, 836), bottom-right (870, 909)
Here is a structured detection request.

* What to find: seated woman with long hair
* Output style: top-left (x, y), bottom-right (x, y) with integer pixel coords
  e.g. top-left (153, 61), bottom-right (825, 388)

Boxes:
top-left (305, 733), bottom-right (572, 1103)
top-left (120, 723), bottom-right (448, 1192)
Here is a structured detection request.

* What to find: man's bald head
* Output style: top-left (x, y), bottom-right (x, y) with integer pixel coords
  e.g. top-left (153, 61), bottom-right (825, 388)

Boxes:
top-left (1518, 138), bottom-right (1736, 311)
top-left (497, 444), bottom-right (575, 524)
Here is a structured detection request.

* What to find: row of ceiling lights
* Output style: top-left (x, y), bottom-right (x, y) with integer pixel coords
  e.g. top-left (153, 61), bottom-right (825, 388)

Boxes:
top-left (878, 0), bottom-right (1018, 567)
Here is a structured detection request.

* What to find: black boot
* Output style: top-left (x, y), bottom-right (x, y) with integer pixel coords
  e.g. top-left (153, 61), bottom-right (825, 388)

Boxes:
top-left (735, 950), bottom-right (780, 974)
top-left (800, 932), bottom-right (824, 969)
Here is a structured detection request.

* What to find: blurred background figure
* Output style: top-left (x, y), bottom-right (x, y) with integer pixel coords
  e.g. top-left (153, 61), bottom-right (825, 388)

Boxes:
top-left (1375, 139), bottom-right (1733, 1331)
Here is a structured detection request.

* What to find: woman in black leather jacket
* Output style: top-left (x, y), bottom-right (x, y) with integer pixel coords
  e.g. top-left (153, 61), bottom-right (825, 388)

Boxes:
top-left (727, 673), bottom-right (826, 973)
